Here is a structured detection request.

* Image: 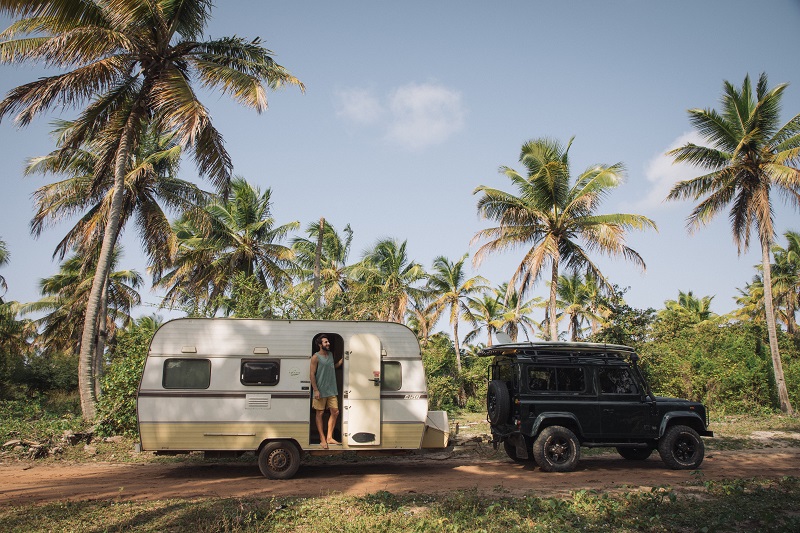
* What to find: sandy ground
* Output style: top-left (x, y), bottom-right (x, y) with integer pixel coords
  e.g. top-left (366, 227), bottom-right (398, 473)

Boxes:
top-left (2, 446), bottom-right (799, 504)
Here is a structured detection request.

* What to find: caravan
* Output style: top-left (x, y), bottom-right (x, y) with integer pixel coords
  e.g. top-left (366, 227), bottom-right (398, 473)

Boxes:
top-left (137, 318), bottom-right (449, 478)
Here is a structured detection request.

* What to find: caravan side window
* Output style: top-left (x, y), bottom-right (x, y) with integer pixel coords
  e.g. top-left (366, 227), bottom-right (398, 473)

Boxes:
top-left (381, 361), bottom-right (402, 391)
top-left (163, 358), bottom-right (211, 389)
top-left (241, 359), bottom-right (280, 386)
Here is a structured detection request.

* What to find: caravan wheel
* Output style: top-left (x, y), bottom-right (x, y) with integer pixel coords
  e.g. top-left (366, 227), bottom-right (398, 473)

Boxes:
top-left (258, 441), bottom-right (301, 479)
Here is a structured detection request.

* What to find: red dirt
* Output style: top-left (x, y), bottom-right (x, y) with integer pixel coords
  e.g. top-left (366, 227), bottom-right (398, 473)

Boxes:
top-left (2, 447), bottom-right (799, 504)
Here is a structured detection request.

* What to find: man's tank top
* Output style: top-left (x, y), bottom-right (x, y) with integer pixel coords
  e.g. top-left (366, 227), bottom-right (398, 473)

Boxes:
top-left (315, 351), bottom-right (337, 398)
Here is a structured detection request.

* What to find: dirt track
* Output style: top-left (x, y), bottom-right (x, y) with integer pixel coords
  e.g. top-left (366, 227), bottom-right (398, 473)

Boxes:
top-left (2, 446), bottom-right (799, 504)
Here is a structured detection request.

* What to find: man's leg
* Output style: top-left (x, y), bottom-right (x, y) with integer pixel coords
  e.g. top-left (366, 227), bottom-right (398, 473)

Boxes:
top-left (315, 409), bottom-right (327, 448)
top-left (326, 407), bottom-right (340, 444)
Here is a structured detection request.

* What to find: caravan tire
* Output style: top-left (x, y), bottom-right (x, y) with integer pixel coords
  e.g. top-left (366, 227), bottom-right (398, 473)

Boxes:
top-left (487, 380), bottom-right (511, 425)
top-left (258, 441), bottom-right (301, 479)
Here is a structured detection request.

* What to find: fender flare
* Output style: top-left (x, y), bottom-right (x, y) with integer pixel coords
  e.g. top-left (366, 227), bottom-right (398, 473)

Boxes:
top-left (658, 411), bottom-right (707, 437)
top-left (530, 412), bottom-right (584, 438)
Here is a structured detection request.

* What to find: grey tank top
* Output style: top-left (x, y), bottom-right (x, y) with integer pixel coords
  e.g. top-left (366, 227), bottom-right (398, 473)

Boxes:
top-left (315, 351), bottom-right (337, 398)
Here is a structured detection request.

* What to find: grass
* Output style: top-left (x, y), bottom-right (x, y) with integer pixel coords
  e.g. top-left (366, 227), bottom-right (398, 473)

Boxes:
top-left (1, 479), bottom-right (799, 532)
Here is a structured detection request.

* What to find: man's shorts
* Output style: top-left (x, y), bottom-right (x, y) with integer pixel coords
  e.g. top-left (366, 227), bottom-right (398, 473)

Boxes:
top-left (312, 395), bottom-right (339, 411)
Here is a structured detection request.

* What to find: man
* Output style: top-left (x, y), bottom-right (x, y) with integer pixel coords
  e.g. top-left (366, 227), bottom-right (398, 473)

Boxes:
top-left (310, 335), bottom-right (343, 448)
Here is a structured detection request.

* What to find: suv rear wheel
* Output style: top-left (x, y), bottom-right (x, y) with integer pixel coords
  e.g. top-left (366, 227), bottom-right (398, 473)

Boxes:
top-left (533, 426), bottom-right (580, 472)
top-left (658, 425), bottom-right (704, 470)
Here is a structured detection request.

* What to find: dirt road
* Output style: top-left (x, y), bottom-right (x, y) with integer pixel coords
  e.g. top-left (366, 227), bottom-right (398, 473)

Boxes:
top-left (2, 446), bottom-right (799, 504)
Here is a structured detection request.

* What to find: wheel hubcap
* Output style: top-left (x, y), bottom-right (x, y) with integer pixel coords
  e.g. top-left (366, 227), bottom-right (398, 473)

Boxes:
top-left (270, 450), bottom-right (289, 470)
top-left (546, 437), bottom-right (571, 463)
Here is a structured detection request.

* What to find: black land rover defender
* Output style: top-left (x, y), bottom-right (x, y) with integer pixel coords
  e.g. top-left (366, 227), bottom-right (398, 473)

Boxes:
top-left (481, 341), bottom-right (713, 472)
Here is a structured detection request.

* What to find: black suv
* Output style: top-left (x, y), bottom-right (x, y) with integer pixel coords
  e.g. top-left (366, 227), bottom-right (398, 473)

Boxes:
top-left (481, 341), bottom-right (713, 472)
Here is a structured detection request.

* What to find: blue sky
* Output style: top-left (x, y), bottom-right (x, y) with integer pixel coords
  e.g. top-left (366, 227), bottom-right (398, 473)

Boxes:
top-left (1, 1), bottom-right (799, 332)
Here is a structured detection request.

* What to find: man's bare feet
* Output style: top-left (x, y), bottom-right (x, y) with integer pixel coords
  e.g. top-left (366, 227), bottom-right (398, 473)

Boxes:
top-left (320, 440), bottom-right (328, 449)
top-left (327, 439), bottom-right (341, 445)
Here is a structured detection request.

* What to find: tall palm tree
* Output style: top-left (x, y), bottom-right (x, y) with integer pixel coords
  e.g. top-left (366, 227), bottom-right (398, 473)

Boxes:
top-left (292, 220), bottom-right (354, 311)
top-left (667, 73), bottom-right (800, 414)
top-left (0, 0), bottom-right (303, 419)
top-left (157, 178), bottom-right (299, 314)
top-left (473, 137), bottom-right (656, 341)
top-left (27, 119), bottom-right (205, 276)
top-left (426, 254), bottom-right (488, 372)
top-left (496, 282), bottom-right (540, 341)
top-left (556, 272), bottom-right (603, 341)
top-left (406, 292), bottom-right (438, 346)
top-left (464, 290), bottom-right (505, 347)
top-left (350, 238), bottom-right (427, 323)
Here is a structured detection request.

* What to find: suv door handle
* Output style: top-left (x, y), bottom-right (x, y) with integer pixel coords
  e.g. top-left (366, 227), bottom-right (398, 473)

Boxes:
top-left (603, 408), bottom-right (614, 413)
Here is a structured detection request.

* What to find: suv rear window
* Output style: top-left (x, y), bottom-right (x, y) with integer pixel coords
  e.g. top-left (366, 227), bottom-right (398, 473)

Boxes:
top-left (528, 367), bottom-right (586, 393)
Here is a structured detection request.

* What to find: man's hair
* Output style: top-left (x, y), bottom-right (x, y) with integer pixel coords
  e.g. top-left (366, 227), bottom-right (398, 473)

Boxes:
top-left (316, 335), bottom-right (329, 348)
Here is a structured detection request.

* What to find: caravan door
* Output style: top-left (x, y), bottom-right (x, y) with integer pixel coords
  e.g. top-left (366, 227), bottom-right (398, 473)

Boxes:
top-left (344, 334), bottom-right (381, 445)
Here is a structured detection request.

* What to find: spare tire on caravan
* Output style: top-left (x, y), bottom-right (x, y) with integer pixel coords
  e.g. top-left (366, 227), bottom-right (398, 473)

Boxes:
top-left (137, 318), bottom-right (450, 479)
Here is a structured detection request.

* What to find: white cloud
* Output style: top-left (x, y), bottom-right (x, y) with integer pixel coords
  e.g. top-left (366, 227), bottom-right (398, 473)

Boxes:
top-left (335, 89), bottom-right (384, 125)
top-left (637, 131), bottom-right (706, 210)
top-left (335, 83), bottom-right (466, 151)
top-left (385, 83), bottom-right (466, 150)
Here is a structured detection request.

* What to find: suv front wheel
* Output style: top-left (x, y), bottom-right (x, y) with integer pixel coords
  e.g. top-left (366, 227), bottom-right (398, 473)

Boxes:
top-left (658, 425), bottom-right (704, 470)
top-left (533, 426), bottom-right (580, 472)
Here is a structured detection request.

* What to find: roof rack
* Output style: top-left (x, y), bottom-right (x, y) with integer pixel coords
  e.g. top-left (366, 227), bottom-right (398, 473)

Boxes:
top-left (478, 341), bottom-right (638, 363)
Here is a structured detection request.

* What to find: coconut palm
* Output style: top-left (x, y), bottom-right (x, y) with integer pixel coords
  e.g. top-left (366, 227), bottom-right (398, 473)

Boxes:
top-left (464, 291), bottom-right (505, 347)
top-left (292, 220), bottom-right (354, 311)
top-left (662, 290), bottom-right (716, 324)
top-left (496, 282), bottom-right (540, 341)
top-left (0, 237), bottom-right (8, 297)
top-left (426, 254), bottom-right (488, 372)
top-left (27, 120), bottom-right (205, 276)
top-left (473, 137), bottom-right (656, 341)
top-left (667, 73), bottom-right (800, 414)
top-left (0, 0), bottom-right (303, 418)
top-left (406, 292), bottom-right (438, 346)
top-left (157, 178), bottom-right (299, 315)
top-left (771, 231), bottom-right (800, 336)
top-left (556, 272), bottom-right (603, 341)
top-left (350, 239), bottom-right (427, 323)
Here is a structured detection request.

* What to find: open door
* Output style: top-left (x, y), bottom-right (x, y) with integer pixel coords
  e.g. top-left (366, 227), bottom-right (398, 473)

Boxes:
top-left (344, 333), bottom-right (382, 446)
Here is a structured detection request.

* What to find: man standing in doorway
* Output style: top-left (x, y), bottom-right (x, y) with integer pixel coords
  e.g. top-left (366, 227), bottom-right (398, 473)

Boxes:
top-left (310, 335), bottom-right (343, 448)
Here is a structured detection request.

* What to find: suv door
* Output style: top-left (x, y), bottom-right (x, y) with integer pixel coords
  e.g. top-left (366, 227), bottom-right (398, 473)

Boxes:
top-left (597, 365), bottom-right (657, 438)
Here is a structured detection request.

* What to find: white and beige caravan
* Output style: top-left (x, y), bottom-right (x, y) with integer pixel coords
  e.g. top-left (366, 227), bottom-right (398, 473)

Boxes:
top-left (137, 318), bottom-right (450, 478)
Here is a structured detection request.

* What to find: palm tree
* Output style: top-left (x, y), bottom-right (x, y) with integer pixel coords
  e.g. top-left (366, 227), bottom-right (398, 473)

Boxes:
top-left (662, 290), bottom-right (715, 324)
top-left (496, 282), bottom-right (540, 341)
top-left (406, 292), bottom-right (438, 346)
top-left (157, 178), bottom-right (299, 315)
top-left (771, 231), bottom-right (800, 336)
top-left (426, 254), bottom-right (488, 372)
top-left (0, 237), bottom-right (8, 298)
top-left (556, 272), bottom-right (603, 341)
top-left (292, 221), bottom-right (354, 312)
top-left (27, 120), bottom-right (206, 277)
top-left (350, 239), bottom-right (427, 323)
top-left (0, 0), bottom-right (303, 419)
top-left (464, 291), bottom-right (505, 346)
top-left (667, 73), bottom-right (800, 414)
top-left (473, 137), bottom-right (656, 341)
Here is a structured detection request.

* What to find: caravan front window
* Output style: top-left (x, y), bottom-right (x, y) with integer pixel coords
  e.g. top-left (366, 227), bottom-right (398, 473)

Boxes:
top-left (163, 358), bottom-right (211, 389)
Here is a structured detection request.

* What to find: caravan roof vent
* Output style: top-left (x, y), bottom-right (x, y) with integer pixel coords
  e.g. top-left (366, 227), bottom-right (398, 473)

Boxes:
top-left (181, 346), bottom-right (197, 353)
top-left (253, 347), bottom-right (270, 354)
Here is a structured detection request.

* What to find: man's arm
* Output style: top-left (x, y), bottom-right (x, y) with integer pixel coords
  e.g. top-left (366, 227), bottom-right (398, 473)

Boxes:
top-left (309, 354), bottom-right (320, 398)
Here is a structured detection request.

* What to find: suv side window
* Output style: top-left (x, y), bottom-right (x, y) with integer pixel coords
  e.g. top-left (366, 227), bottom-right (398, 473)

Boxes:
top-left (528, 366), bottom-right (586, 393)
top-left (598, 367), bottom-right (638, 394)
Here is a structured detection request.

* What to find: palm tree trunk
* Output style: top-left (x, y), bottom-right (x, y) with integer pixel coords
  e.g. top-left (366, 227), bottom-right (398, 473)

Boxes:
top-left (549, 259), bottom-right (559, 341)
top-left (762, 241), bottom-right (794, 415)
top-left (453, 320), bottom-right (461, 373)
top-left (93, 278), bottom-right (109, 399)
top-left (77, 123), bottom-right (136, 420)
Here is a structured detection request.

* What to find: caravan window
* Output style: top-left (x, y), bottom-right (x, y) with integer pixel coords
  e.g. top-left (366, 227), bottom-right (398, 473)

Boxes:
top-left (241, 360), bottom-right (280, 386)
top-left (381, 361), bottom-right (402, 391)
top-left (163, 358), bottom-right (211, 389)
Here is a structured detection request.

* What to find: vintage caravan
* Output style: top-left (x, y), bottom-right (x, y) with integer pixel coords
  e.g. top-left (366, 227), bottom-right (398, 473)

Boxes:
top-left (137, 318), bottom-right (450, 478)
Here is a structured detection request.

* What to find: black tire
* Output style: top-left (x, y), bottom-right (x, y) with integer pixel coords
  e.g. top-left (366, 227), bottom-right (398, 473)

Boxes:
top-left (532, 426), bottom-right (580, 472)
top-left (258, 441), bottom-right (301, 479)
top-left (487, 380), bottom-right (511, 425)
top-left (658, 425), bottom-right (704, 470)
top-left (503, 437), bottom-right (537, 464)
top-left (616, 446), bottom-right (653, 461)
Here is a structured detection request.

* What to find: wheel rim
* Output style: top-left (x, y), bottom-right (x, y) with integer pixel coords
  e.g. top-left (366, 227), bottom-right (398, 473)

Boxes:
top-left (269, 449), bottom-right (291, 471)
top-left (545, 436), bottom-right (573, 464)
top-left (673, 435), bottom-right (696, 463)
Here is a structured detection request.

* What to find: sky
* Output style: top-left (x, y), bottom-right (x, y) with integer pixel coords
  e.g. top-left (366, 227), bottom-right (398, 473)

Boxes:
top-left (1, 0), bottom-right (800, 335)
